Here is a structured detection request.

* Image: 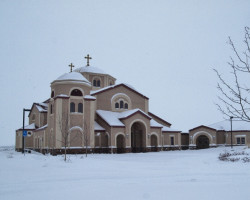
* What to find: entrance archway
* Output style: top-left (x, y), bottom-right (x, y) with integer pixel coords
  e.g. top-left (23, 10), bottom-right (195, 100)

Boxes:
top-left (196, 135), bottom-right (209, 149)
top-left (131, 122), bottom-right (146, 153)
top-left (116, 134), bottom-right (125, 153)
top-left (150, 135), bottom-right (158, 152)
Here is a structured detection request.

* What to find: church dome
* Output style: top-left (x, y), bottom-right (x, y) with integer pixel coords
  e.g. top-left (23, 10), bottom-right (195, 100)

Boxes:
top-left (52, 72), bottom-right (91, 85)
top-left (74, 65), bottom-right (107, 75)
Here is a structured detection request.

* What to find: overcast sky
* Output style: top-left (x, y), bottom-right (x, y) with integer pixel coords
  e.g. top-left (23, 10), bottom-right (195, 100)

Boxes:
top-left (0, 0), bottom-right (249, 146)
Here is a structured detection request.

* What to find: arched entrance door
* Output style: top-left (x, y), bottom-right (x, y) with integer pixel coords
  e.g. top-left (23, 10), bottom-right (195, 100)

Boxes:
top-left (151, 135), bottom-right (158, 152)
top-left (117, 135), bottom-right (125, 153)
top-left (131, 122), bottom-right (146, 153)
top-left (196, 135), bottom-right (209, 149)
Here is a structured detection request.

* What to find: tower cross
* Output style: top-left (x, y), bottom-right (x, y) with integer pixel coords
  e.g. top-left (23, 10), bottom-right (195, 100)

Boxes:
top-left (68, 63), bottom-right (74, 72)
top-left (85, 54), bottom-right (92, 66)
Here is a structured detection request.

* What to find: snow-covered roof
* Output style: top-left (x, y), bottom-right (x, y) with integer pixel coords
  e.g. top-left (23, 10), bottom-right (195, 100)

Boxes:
top-left (96, 109), bottom-right (181, 132)
top-left (55, 94), bottom-right (70, 98)
top-left (119, 109), bottom-right (151, 119)
top-left (52, 72), bottom-right (90, 84)
top-left (35, 124), bottom-right (48, 131)
top-left (74, 66), bottom-right (107, 75)
top-left (84, 95), bottom-right (96, 100)
top-left (208, 120), bottom-right (250, 131)
top-left (150, 119), bottom-right (163, 128)
top-left (96, 110), bottom-right (125, 127)
top-left (90, 83), bottom-right (149, 99)
top-left (150, 117), bottom-right (181, 132)
top-left (17, 123), bottom-right (36, 131)
top-left (148, 112), bottom-right (171, 127)
top-left (94, 121), bottom-right (105, 131)
top-left (35, 105), bottom-right (47, 112)
top-left (162, 126), bottom-right (181, 132)
top-left (97, 109), bottom-right (151, 127)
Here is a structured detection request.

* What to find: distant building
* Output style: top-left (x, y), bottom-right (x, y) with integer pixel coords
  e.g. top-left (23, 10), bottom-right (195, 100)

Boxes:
top-left (15, 56), bottom-right (181, 154)
top-left (189, 120), bottom-right (250, 149)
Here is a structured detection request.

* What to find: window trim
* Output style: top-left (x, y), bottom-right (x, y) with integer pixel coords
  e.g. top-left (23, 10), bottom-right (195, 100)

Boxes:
top-left (235, 135), bottom-right (246, 145)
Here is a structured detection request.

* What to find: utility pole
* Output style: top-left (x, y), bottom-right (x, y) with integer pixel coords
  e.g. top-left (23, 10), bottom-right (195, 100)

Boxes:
top-left (22, 108), bottom-right (31, 154)
top-left (230, 116), bottom-right (233, 149)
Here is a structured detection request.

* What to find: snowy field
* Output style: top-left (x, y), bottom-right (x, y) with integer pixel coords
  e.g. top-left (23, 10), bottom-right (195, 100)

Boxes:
top-left (1, 147), bottom-right (250, 200)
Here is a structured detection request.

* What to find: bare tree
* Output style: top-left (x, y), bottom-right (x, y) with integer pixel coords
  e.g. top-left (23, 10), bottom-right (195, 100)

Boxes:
top-left (82, 120), bottom-right (90, 157)
top-left (214, 27), bottom-right (250, 122)
top-left (57, 111), bottom-right (90, 160)
top-left (58, 112), bottom-right (70, 162)
top-left (57, 112), bottom-right (81, 161)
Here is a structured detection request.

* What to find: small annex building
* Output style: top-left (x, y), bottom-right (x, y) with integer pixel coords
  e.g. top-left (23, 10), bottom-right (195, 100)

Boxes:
top-left (15, 56), bottom-right (182, 154)
top-left (188, 120), bottom-right (250, 149)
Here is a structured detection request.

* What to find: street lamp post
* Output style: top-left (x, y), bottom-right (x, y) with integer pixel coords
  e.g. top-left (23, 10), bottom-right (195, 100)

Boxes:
top-left (230, 116), bottom-right (233, 149)
top-left (22, 108), bottom-right (31, 154)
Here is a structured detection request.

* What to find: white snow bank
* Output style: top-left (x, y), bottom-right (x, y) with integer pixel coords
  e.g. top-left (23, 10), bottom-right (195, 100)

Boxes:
top-left (1, 146), bottom-right (250, 200)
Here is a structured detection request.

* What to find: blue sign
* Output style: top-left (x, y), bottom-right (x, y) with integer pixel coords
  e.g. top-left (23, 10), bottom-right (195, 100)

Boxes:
top-left (23, 130), bottom-right (27, 137)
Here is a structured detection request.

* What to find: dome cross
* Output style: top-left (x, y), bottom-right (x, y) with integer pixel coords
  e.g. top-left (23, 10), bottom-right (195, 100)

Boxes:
top-left (85, 54), bottom-right (92, 66)
top-left (68, 63), bottom-right (74, 72)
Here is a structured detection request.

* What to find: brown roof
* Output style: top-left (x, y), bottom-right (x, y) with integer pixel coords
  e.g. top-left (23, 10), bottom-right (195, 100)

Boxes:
top-left (148, 112), bottom-right (171, 127)
top-left (91, 83), bottom-right (149, 100)
top-left (189, 125), bottom-right (217, 132)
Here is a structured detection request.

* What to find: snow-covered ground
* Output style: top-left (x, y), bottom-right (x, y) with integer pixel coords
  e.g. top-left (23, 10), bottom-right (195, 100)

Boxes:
top-left (1, 147), bottom-right (250, 200)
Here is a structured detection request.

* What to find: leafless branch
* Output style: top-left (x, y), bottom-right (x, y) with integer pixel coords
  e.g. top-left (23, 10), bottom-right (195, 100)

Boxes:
top-left (214, 27), bottom-right (250, 122)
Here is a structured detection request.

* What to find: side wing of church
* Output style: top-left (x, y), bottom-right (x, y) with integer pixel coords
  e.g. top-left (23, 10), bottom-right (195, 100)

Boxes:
top-left (15, 57), bottom-right (182, 154)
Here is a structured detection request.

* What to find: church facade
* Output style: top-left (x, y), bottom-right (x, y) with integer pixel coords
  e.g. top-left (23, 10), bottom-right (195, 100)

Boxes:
top-left (15, 56), bottom-right (182, 154)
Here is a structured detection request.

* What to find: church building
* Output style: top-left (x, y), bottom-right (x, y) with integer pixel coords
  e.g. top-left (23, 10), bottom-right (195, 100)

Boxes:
top-left (15, 55), bottom-right (182, 154)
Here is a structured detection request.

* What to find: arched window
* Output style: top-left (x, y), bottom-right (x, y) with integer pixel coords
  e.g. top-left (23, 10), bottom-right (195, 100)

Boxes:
top-left (93, 78), bottom-right (101, 87)
top-left (50, 104), bottom-right (53, 114)
top-left (51, 91), bottom-right (54, 98)
top-left (125, 103), bottom-right (128, 109)
top-left (97, 80), bottom-right (100, 87)
top-left (115, 102), bottom-right (119, 109)
top-left (78, 103), bottom-right (83, 113)
top-left (71, 89), bottom-right (83, 96)
top-left (120, 101), bottom-right (124, 109)
top-left (70, 102), bottom-right (75, 113)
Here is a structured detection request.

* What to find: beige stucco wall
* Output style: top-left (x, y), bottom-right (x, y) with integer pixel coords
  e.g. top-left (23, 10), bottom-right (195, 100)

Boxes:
top-left (111, 127), bottom-right (126, 147)
top-left (15, 131), bottom-right (22, 149)
top-left (163, 132), bottom-right (181, 146)
top-left (81, 72), bottom-right (116, 90)
top-left (150, 127), bottom-right (162, 147)
top-left (189, 127), bottom-right (217, 146)
top-left (51, 82), bottom-right (91, 97)
top-left (33, 129), bottom-right (46, 149)
top-left (225, 131), bottom-right (250, 145)
top-left (217, 131), bottom-right (226, 144)
top-left (121, 112), bottom-right (150, 147)
top-left (84, 99), bottom-right (95, 148)
top-left (181, 133), bottom-right (189, 146)
top-left (29, 106), bottom-right (39, 127)
top-left (93, 85), bottom-right (148, 112)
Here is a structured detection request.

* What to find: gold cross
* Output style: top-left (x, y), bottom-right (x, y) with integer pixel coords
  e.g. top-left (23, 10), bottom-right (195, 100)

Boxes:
top-left (84, 54), bottom-right (92, 66)
top-left (68, 63), bottom-right (74, 72)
